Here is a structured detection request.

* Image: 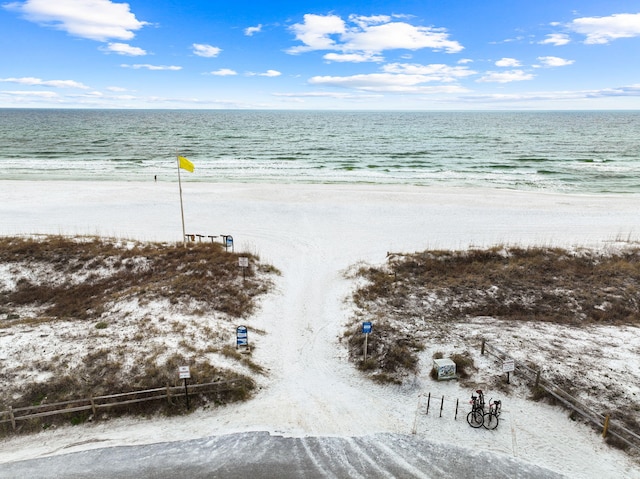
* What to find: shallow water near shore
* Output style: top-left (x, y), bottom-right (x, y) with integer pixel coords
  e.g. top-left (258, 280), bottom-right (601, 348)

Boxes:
top-left (2, 109), bottom-right (640, 193)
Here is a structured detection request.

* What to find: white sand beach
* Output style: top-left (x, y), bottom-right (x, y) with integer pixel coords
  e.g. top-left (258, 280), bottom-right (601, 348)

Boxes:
top-left (1, 180), bottom-right (639, 478)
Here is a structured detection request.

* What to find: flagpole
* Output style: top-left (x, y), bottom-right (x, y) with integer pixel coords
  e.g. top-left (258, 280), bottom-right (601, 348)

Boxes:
top-left (176, 152), bottom-right (186, 246)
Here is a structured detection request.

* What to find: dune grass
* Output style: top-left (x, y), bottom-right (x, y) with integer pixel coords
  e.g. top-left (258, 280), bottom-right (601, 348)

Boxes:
top-left (346, 245), bottom-right (640, 382)
top-left (0, 235), bottom-right (278, 432)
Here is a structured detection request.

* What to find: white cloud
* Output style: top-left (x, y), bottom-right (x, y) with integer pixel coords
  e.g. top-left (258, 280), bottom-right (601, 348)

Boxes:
top-left (460, 84), bottom-right (640, 103)
top-left (104, 42), bottom-right (146, 56)
top-left (569, 12), bottom-right (640, 44)
top-left (347, 14), bottom-right (391, 29)
top-left (288, 13), bottom-right (463, 58)
top-left (540, 33), bottom-right (571, 46)
top-left (477, 70), bottom-right (534, 83)
top-left (309, 73), bottom-right (468, 94)
top-left (209, 69), bottom-right (237, 76)
top-left (1, 90), bottom-right (59, 98)
top-left (288, 14), bottom-right (346, 53)
top-left (537, 56), bottom-right (574, 67)
top-left (4, 0), bottom-right (147, 42)
top-left (323, 52), bottom-right (383, 63)
top-left (495, 58), bottom-right (521, 67)
top-left (260, 70), bottom-right (281, 77)
top-left (302, 60), bottom-right (474, 94)
top-left (106, 86), bottom-right (128, 92)
top-left (273, 91), bottom-right (380, 99)
top-left (246, 70), bottom-right (282, 77)
top-left (245, 24), bottom-right (262, 36)
top-left (192, 43), bottom-right (221, 58)
top-left (490, 35), bottom-right (524, 45)
top-left (344, 22), bottom-right (463, 54)
top-left (382, 63), bottom-right (476, 82)
top-left (121, 64), bottom-right (182, 71)
top-left (0, 77), bottom-right (90, 89)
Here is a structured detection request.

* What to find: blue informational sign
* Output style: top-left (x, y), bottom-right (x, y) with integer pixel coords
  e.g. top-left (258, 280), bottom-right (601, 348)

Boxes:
top-left (236, 325), bottom-right (248, 347)
top-left (362, 321), bottom-right (372, 334)
top-left (226, 236), bottom-right (233, 248)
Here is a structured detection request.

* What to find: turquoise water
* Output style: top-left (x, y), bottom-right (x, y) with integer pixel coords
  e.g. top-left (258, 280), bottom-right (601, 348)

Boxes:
top-left (1, 109), bottom-right (639, 193)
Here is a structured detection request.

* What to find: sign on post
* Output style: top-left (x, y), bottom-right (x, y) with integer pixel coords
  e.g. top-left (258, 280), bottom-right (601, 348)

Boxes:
top-left (236, 325), bottom-right (248, 349)
top-left (239, 257), bottom-right (249, 279)
top-left (178, 366), bottom-right (191, 409)
top-left (503, 358), bottom-right (515, 384)
top-left (362, 321), bottom-right (372, 361)
top-left (502, 358), bottom-right (515, 373)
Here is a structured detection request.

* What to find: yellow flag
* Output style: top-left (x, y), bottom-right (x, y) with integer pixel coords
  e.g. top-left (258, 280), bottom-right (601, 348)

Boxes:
top-left (178, 155), bottom-right (194, 173)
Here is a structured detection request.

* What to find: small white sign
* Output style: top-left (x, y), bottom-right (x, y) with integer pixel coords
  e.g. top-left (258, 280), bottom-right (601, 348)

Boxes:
top-left (239, 257), bottom-right (249, 268)
top-left (502, 358), bottom-right (515, 373)
top-left (178, 365), bottom-right (191, 379)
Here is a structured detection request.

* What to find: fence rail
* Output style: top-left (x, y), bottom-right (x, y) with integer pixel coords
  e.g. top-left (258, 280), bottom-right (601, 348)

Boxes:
top-left (0, 378), bottom-right (248, 432)
top-left (481, 340), bottom-right (640, 452)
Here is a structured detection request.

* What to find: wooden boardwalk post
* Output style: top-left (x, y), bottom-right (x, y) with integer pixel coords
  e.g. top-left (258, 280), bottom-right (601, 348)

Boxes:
top-left (603, 414), bottom-right (611, 438)
top-left (9, 406), bottom-right (16, 430)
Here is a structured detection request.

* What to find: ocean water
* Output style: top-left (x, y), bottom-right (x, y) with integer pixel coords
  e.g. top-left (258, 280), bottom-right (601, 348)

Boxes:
top-left (1, 109), bottom-right (639, 193)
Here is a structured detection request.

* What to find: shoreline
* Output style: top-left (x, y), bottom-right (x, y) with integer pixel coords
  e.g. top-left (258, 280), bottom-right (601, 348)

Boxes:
top-left (1, 180), bottom-right (639, 251)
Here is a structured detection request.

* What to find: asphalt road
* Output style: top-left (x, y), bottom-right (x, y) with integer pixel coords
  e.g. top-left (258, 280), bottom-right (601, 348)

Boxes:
top-left (0, 432), bottom-right (564, 479)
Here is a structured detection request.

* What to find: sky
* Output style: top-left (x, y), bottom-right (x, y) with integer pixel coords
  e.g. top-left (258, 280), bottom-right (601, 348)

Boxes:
top-left (1, 0), bottom-right (640, 110)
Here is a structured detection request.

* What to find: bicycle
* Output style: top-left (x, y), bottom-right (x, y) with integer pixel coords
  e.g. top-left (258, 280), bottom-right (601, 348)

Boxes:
top-left (466, 389), bottom-right (485, 428)
top-left (483, 399), bottom-right (501, 430)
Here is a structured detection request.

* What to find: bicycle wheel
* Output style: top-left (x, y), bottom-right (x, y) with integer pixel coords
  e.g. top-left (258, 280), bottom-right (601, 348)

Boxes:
top-left (467, 410), bottom-right (484, 428)
top-left (483, 412), bottom-right (499, 430)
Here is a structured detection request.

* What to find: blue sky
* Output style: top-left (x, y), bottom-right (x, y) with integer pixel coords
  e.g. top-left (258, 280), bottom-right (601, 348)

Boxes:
top-left (2, 0), bottom-right (640, 109)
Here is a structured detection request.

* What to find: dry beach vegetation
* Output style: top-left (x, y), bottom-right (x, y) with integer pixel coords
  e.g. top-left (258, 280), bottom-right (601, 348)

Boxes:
top-left (0, 235), bottom-right (279, 432)
top-left (1, 236), bottom-right (639, 456)
top-left (344, 245), bottom-right (640, 450)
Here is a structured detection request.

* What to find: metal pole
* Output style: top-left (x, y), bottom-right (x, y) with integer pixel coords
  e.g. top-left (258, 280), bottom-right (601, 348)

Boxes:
top-left (183, 378), bottom-right (190, 409)
top-left (364, 333), bottom-right (368, 361)
top-left (176, 153), bottom-right (186, 246)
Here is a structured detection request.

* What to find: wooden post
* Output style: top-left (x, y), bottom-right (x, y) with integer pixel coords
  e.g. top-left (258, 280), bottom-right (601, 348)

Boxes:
top-left (602, 414), bottom-right (611, 438)
top-left (426, 392), bottom-right (431, 415)
top-left (90, 396), bottom-right (97, 416)
top-left (363, 334), bottom-right (369, 361)
top-left (481, 339), bottom-right (485, 355)
top-left (184, 378), bottom-right (190, 409)
top-left (166, 384), bottom-right (172, 405)
top-left (455, 398), bottom-right (459, 420)
top-left (9, 406), bottom-right (16, 431)
top-left (535, 370), bottom-right (541, 388)
top-left (439, 395), bottom-right (445, 418)
top-left (411, 395), bottom-right (422, 435)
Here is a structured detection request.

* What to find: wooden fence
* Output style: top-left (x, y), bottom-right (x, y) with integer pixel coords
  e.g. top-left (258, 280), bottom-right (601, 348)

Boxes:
top-left (0, 378), bottom-right (248, 432)
top-left (481, 340), bottom-right (640, 452)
